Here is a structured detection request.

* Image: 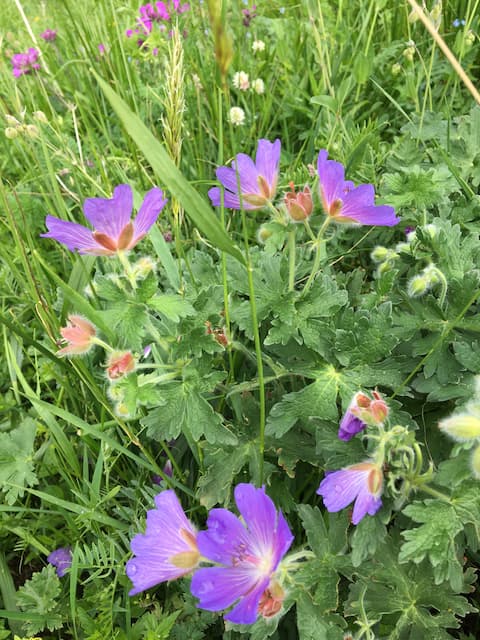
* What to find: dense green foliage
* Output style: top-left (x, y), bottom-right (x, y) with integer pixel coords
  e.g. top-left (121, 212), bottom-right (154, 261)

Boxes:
top-left (1, 0), bottom-right (480, 638)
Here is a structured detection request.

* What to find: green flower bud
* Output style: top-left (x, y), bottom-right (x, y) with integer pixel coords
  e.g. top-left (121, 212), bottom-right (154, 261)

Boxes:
top-left (5, 127), bottom-right (19, 139)
top-left (33, 110), bottom-right (48, 123)
top-left (391, 63), bottom-right (402, 76)
top-left (439, 414), bottom-right (480, 441)
top-left (470, 444), bottom-right (480, 479)
top-left (371, 246), bottom-right (389, 262)
top-left (408, 275), bottom-right (429, 297)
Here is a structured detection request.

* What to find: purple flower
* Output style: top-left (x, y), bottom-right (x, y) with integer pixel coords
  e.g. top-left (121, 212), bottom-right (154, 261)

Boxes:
top-left (338, 391), bottom-right (389, 441)
top-left (126, 490), bottom-right (199, 595)
top-left (48, 546), bottom-right (72, 577)
top-left (209, 139), bottom-right (281, 211)
top-left (190, 483), bottom-right (293, 625)
top-left (40, 29), bottom-right (57, 42)
top-left (317, 462), bottom-right (383, 525)
top-left (338, 397), bottom-right (367, 441)
top-left (98, 43), bottom-right (106, 55)
top-left (41, 184), bottom-right (167, 255)
top-left (317, 150), bottom-right (399, 226)
top-left (11, 48), bottom-right (40, 78)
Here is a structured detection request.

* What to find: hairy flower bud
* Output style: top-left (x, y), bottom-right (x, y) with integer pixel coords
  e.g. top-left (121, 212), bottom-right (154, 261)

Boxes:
top-left (284, 183), bottom-right (313, 222)
top-left (371, 246), bottom-right (389, 262)
top-left (5, 127), bottom-right (19, 139)
top-left (439, 414), bottom-right (480, 441)
top-left (408, 275), bottom-right (429, 297)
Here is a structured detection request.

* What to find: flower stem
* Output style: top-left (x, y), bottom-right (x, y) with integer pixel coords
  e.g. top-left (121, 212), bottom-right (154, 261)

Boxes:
top-left (303, 216), bottom-right (331, 293)
top-left (416, 484), bottom-right (452, 503)
top-left (240, 209), bottom-right (266, 483)
top-left (116, 250), bottom-right (137, 290)
top-left (288, 228), bottom-right (296, 291)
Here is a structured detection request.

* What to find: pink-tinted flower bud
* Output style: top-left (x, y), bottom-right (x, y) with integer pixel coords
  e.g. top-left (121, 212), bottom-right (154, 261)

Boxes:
top-left (57, 315), bottom-right (97, 356)
top-left (258, 580), bottom-right (285, 619)
top-left (106, 351), bottom-right (136, 380)
top-left (284, 182), bottom-right (313, 222)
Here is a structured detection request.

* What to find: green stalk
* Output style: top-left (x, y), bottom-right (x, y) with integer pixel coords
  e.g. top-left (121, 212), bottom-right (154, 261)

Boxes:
top-left (302, 217), bottom-right (331, 293)
top-left (240, 209), bottom-right (266, 483)
top-left (288, 228), bottom-right (297, 292)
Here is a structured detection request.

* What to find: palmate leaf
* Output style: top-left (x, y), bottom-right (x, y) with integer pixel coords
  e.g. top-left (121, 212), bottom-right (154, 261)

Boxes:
top-left (345, 540), bottom-right (475, 638)
top-left (93, 73), bottom-right (244, 265)
top-left (15, 566), bottom-right (63, 635)
top-left (0, 419), bottom-right (38, 505)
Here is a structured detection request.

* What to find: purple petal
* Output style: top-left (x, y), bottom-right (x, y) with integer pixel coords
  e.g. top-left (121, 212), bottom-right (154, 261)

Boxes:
top-left (317, 150), bottom-right (345, 210)
top-left (225, 579), bottom-right (270, 624)
top-left (127, 490), bottom-right (197, 595)
top-left (338, 409), bottom-right (366, 441)
top-left (255, 139), bottom-right (281, 187)
top-left (41, 216), bottom-right (98, 253)
top-left (208, 186), bottom-right (256, 211)
top-left (196, 508), bottom-right (252, 565)
top-left (339, 184), bottom-right (399, 226)
top-left (133, 187), bottom-right (167, 241)
top-left (317, 468), bottom-right (367, 513)
top-left (47, 546), bottom-right (72, 577)
top-left (234, 484), bottom-right (277, 555)
top-left (272, 510), bottom-right (294, 569)
top-left (351, 491), bottom-right (382, 525)
top-left (83, 184), bottom-right (133, 239)
top-left (234, 153), bottom-right (262, 195)
top-left (190, 566), bottom-right (259, 612)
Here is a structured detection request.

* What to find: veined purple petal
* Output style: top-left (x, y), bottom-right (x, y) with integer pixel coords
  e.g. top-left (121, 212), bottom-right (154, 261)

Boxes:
top-left (340, 204), bottom-right (400, 227)
top-left (272, 510), bottom-right (294, 569)
top-left (47, 546), bottom-right (72, 577)
top-left (190, 566), bottom-right (261, 612)
top-left (234, 484), bottom-right (277, 556)
top-left (255, 139), bottom-right (281, 186)
top-left (133, 187), bottom-right (167, 241)
top-left (351, 491), bottom-right (382, 525)
top-left (234, 154), bottom-right (262, 194)
top-left (41, 216), bottom-right (98, 253)
top-left (196, 508), bottom-right (253, 566)
top-left (318, 468), bottom-right (367, 513)
top-left (208, 186), bottom-right (257, 211)
top-left (225, 579), bottom-right (270, 625)
top-left (126, 490), bottom-right (198, 595)
top-left (83, 184), bottom-right (133, 239)
top-left (317, 149), bottom-right (345, 211)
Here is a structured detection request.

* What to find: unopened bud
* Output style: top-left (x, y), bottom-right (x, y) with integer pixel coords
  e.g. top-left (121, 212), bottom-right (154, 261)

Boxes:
top-left (470, 444), bottom-right (480, 479)
top-left (114, 402), bottom-right (132, 419)
top-left (132, 256), bottom-right (156, 279)
top-left (403, 46), bottom-right (415, 62)
top-left (25, 124), bottom-right (39, 138)
top-left (371, 246), bottom-right (389, 262)
top-left (465, 30), bottom-right (475, 46)
top-left (423, 223), bottom-right (438, 239)
top-left (106, 351), bottom-right (136, 381)
top-left (391, 63), bottom-right (402, 76)
top-left (33, 110), bottom-right (48, 123)
top-left (284, 183), bottom-right (313, 222)
top-left (439, 414), bottom-right (480, 441)
top-left (257, 225), bottom-right (272, 244)
top-left (408, 275), bottom-right (429, 297)
top-left (5, 114), bottom-right (20, 126)
top-left (5, 127), bottom-right (19, 139)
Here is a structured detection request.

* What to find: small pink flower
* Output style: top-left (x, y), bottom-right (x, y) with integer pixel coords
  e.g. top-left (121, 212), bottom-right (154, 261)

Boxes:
top-left (284, 182), bottom-right (313, 222)
top-left (106, 351), bottom-right (136, 380)
top-left (57, 315), bottom-right (96, 356)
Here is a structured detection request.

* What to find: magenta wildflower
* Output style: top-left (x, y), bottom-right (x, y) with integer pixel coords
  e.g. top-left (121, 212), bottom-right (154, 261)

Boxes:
top-left (190, 484), bottom-right (293, 625)
top-left (48, 547), bottom-right (72, 577)
top-left (317, 150), bottom-right (399, 226)
top-left (11, 48), bottom-right (40, 78)
top-left (41, 184), bottom-right (167, 255)
top-left (317, 462), bottom-right (383, 525)
top-left (209, 139), bottom-right (281, 211)
top-left (338, 391), bottom-right (389, 441)
top-left (98, 43), bottom-right (106, 55)
top-left (40, 29), bottom-right (57, 42)
top-left (126, 490), bottom-right (199, 595)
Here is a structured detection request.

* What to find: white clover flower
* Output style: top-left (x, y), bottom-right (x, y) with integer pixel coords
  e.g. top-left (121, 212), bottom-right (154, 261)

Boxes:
top-left (252, 78), bottom-right (265, 95)
top-left (252, 39), bottom-right (265, 53)
top-left (233, 71), bottom-right (250, 91)
top-left (229, 106), bottom-right (246, 126)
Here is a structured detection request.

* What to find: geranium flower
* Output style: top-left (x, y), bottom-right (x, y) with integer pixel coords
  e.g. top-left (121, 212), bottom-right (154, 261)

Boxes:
top-left (190, 483), bottom-right (293, 624)
top-left (317, 150), bottom-right (399, 226)
top-left (41, 184), bottom-right (167, 255)
top-left (209, 139), bottom-right (281, 210)
top-left (57, 315), bottom-right (97, 357)
top-left (317, 462), bottom-right (383, 525)
top-left (40, 29), bottom-right (57, 42)
top-left (126, 490), bottom-right (199, 595)
top-left (48, 547), bottom-right (72, 577)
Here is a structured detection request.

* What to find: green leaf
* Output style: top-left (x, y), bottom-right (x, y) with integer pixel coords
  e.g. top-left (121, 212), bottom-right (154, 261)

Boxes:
top-left (196, 444), bottom-right (250, 509)
top-left (141, 383), bottom-right (237, 445)
top-left (93, 72), bottom-right (244, 264)
top-left (148, 294), bottom-right (195, 322)
top-left (266, 367), bottom-right (340, 437)
top-left (296, 593), bottom-right (345, 640)
top-left (15, 566), bottom-right (63, 635)
top-left (399, 500), bottom-right (464, 589)
top-left (0, 419), bottom-right (38, 505)
top-left (351, 514), bottom-right (387, 567)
